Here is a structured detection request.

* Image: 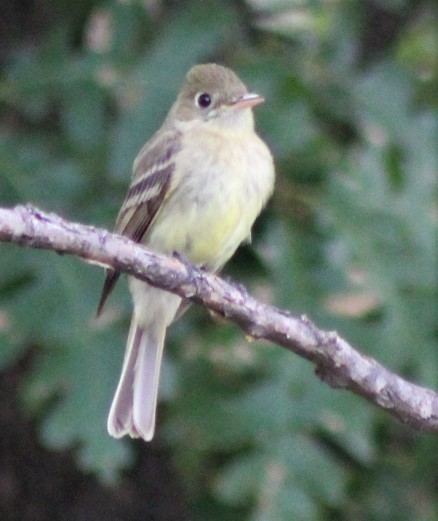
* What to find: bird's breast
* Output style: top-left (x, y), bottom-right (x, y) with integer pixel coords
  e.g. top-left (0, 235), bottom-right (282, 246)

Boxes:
top-left (146, 126), bottom-right (274, 270)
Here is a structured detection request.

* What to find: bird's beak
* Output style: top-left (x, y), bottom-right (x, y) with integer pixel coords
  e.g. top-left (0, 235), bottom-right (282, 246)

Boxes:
top-left (230, 93), bottom-right (265, 110)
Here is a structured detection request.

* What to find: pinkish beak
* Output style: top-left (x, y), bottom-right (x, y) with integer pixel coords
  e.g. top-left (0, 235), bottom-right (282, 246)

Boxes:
top-left (231, 93), bottom-right (265, 110)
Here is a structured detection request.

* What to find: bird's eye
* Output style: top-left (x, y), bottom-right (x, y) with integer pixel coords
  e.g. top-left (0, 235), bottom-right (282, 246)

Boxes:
top-left (196, 92), bottom-right (212, 109)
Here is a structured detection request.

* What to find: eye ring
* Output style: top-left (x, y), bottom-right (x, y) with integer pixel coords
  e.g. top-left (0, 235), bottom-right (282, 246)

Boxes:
top-left (196, 92), bottom-right (212, 109)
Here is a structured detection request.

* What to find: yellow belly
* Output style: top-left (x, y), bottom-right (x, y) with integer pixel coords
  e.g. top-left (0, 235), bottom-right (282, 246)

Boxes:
top-left (145, 124), bottom-right (274, 270)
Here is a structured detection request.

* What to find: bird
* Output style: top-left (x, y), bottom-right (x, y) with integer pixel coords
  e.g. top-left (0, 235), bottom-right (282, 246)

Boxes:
top-left (97, 63), bottom-right (275, 441)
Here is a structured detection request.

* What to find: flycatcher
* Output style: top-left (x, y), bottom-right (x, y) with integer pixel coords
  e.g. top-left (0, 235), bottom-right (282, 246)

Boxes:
top-left (97, 63), bottom-right (275, 441)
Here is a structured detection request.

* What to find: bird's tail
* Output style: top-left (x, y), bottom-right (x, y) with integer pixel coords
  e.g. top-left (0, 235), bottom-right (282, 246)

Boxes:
top-left (107, 316), bottom-right (166, 441)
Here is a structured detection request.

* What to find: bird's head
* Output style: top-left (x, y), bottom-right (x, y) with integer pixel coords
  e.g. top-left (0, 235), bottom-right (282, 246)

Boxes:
top-left (170, 63), bottom-right (264, 130)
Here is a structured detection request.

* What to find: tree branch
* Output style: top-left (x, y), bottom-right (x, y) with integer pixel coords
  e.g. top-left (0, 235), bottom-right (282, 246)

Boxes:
top-left (1, 204), bottom-right (437, 433)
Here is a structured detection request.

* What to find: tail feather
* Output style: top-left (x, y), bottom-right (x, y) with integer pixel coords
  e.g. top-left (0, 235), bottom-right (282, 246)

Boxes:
top-left (107, 317), bottom-right (165, 440)
top-left (109, 280), bottom-right (181, 441)
top-left (132, 326), bottom-right (166, 441)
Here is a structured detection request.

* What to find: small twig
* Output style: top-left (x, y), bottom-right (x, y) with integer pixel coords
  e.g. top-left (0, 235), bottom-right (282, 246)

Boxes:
top-left (0, 204), bottom-right (437, 433)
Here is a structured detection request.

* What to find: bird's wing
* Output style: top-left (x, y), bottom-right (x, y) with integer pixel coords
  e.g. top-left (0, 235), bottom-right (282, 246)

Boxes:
top-left (97, 129), bottom-right (182, 316)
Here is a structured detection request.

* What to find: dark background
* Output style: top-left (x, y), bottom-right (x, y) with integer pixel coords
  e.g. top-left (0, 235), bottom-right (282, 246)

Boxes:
top-left (0, 1), bottom-right (436, 520)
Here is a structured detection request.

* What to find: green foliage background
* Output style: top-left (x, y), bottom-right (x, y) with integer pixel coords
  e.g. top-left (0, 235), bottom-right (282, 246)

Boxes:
top-left (0, 0), bottom-right (436, 519)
